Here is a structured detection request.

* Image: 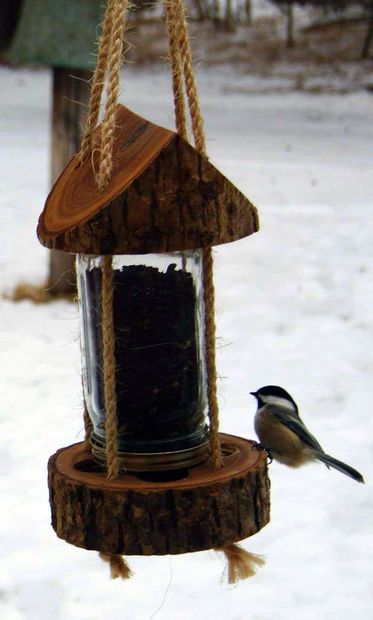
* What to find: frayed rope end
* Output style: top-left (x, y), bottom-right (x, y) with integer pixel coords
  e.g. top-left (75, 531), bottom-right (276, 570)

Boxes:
top-left (217, 543), bottom-right (265, 584)
top-left (99, 552), bottom-right (133, 580)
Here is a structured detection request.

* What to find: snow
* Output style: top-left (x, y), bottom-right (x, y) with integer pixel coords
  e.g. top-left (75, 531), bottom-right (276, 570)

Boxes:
top-left (0, 65), bottom-right (372, 619)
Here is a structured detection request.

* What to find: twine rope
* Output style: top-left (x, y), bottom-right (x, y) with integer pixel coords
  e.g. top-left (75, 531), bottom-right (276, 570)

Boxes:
top-left (217, 544), bottom-right (265, 583)
top-left (98, 0), bottom-right (128, 191)
top-left (172, 0), bottom-right (206, 155)
top-left (79, 0), bottom-right (128, 480)
top-left (201, 247), bottom-right (221, 467)
top-left (79, 0), bottom-right (221, 580)
top-left (99, 552), bottom-right (133, 579)
top-left (80, 0), bottom-right (129, 191)
top-left (101, 255), bottom-right (120, 479)
top-left (96, 1), bottom-right (128, 477)
top-left (164, 0), bottom-right (188, 140)
top-left (164, 0), bottom-right (222, 468)
top-left (79, 0), bottom-right (117, 162)
top-left (81, 0), bottom-right (222, 475)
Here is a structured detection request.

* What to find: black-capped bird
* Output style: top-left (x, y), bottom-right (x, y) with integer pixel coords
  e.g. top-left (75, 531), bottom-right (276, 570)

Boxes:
top-left (251, 385), bottom-right (364, 483)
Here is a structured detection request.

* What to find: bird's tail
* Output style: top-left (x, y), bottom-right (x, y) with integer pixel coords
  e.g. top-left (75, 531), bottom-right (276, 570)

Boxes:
top-left (315, 452), bottom-right (365, 483)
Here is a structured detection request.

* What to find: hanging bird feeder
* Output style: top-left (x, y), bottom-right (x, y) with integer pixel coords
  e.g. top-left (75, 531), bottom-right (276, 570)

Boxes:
top-left (37, 0), bottom-right (270, 580)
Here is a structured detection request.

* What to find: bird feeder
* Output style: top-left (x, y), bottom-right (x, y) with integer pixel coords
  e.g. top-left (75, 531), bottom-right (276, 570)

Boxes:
top-left (37, 104), bottom-right (270, 557)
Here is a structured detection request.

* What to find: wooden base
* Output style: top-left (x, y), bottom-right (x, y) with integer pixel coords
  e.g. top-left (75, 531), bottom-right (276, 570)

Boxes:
top-left (48, 434), bottom-right (270, 555)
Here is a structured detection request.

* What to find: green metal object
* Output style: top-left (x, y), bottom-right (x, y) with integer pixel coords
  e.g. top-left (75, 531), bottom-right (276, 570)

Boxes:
top-left (5, 0), bottom-right (104, 70)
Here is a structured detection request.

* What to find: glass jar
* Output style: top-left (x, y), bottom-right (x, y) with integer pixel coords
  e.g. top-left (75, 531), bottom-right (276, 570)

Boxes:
top-left (77, 251), bottom-right (209, 472)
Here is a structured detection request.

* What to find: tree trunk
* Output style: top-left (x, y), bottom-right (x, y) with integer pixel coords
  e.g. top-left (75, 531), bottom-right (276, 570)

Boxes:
top-left (48, 67), bottom-right (91, 296)
top-left (245, 0), bottom-right (252, 26)
top-left (286, 2), bottom-right (295, 49)
top-left (212, 0), bottom-right (221, 30)
top-left (193, 0), bottom-right (207, 22)
top-left (361, 3), bottom-right (373, 59)
top-left (224, 0), bottom-right (235, 33)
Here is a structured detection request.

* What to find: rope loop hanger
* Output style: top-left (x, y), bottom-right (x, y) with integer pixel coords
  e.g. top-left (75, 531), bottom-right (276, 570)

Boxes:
top-left (79, 0), bottom-right (223, 480)
top-left (164, 0), bottom-right (222, 469)
top-left (163, 0), bottom-right (222, 468)
top-left (80, 0), bottom-right (129, 191)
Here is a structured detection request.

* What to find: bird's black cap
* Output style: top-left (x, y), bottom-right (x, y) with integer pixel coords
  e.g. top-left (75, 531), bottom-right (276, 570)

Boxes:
top-left (250, 385), bottom-right (299, 411)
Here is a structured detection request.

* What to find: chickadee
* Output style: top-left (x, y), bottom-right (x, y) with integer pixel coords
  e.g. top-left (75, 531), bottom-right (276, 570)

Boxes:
top-left (250, 385), bottom-right (364, 483)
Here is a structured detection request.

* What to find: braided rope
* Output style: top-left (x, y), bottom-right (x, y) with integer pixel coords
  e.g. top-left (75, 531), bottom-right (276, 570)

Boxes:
top-left (173, 0), bottom-right (206, 155)
top-left (77, 0), bottom-right (129, 575)
top-left (98, 0), bottom-right (128, 190)
top-left (90, 1), bottom-right (128, 476)
top-left (81, 0), bottom-right (221, 472)
top-left (164, 0), bottom-right (188, 140)
top-left (202, 248), bottom-right (222, 467)
top-left (80, 0), bottom-right (128, 480)
top-left (101, 255), bottom-right (120, 479)
top-left (79, 0), bottom-right (116, 162)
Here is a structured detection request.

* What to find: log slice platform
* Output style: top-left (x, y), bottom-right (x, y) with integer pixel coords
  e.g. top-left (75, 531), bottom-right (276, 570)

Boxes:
top-left (48, 433), bottom-right (270, 555)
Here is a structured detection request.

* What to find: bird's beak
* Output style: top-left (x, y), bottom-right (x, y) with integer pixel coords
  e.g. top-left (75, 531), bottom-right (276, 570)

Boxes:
top-left (250, 391), bottom-right (257, 397)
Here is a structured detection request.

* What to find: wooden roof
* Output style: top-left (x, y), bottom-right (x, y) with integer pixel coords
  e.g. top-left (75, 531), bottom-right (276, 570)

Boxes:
top-left (37, 104), bottom-right (259, 254)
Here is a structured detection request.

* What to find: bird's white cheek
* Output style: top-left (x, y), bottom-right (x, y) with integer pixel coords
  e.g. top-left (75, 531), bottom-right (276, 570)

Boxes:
top-left (260, 396), bottom-right (297, 411)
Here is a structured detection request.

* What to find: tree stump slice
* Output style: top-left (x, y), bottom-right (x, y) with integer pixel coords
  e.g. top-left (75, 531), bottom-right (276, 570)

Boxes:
top-left (48, 434), bottom-right (270, 555)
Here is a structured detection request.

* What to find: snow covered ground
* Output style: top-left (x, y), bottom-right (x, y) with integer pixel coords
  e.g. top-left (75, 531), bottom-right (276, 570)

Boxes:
top-left (0, 65), bottom-right (372, 619)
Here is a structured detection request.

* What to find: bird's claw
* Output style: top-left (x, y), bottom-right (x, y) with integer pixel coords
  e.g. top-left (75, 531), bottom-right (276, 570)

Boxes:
top-left (254, 442), bottom-right (273, 464)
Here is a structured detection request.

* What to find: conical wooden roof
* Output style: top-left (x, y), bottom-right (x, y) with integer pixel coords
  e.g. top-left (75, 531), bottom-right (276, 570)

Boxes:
top-left (37, 104), bottom-right (259, 254)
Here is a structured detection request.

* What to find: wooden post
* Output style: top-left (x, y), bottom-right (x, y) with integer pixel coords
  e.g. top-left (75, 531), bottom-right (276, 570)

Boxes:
top-left (193, 0), bottom-right (207, 22)
top-left (224, 0), bottom-right (235, 33)
top-left (212, 0), bottom-right (221, 31)
top-left (48, 67), bottom-right (91, 296)
top-left (245, 0), bottom-right (252, 26)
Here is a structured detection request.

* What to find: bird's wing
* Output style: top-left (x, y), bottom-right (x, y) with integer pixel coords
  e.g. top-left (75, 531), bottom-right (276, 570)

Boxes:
top-left (268, 405), bottom-right (325, 453)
